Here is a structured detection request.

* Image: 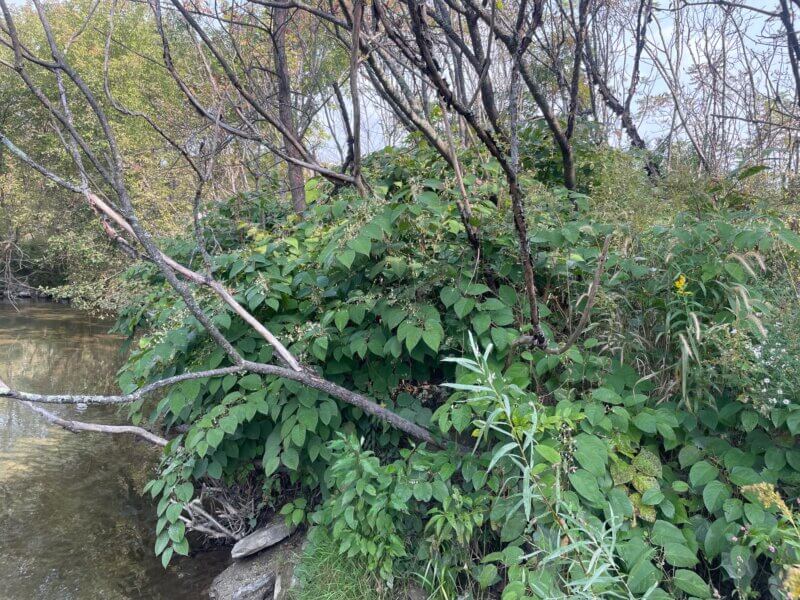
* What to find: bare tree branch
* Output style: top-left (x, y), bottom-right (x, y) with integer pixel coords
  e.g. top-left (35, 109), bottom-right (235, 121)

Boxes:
top-left (0, 375), bottom-right (168, 446)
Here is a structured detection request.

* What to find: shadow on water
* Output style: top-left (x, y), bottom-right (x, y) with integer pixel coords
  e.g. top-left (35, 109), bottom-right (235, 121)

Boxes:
top-left (0, 302), bottom-right (228, 599)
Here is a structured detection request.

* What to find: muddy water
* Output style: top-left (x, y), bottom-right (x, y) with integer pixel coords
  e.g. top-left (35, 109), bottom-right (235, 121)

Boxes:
top-left (0, 302), bottom-right (227, 599)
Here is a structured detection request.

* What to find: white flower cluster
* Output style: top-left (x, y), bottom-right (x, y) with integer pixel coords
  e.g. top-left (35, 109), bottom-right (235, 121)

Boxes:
top-left (736, 320), bottom-right (797, 409)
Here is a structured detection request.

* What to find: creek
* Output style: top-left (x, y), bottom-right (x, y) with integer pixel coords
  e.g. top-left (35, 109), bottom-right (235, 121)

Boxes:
top-left (0, 302), bottom-right (228, 599)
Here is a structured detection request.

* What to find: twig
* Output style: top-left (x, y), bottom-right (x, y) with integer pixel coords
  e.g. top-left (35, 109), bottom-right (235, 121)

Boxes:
top-left (0, 367), bottom-right (244, 405)
top-left (186, 499), bottom-right (239, 540)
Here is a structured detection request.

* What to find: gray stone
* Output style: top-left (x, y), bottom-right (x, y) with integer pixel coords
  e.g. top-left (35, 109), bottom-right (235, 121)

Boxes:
top-left (208, 532), bottom-right (304, 600)
top-left (231, 518), bottom-right (296, 560)
top-left (232, 575), bottom-right (275, 600)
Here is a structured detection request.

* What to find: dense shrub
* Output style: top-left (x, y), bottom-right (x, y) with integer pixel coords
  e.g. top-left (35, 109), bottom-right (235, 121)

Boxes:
top-left (115, 145), bottom-right (800, 597)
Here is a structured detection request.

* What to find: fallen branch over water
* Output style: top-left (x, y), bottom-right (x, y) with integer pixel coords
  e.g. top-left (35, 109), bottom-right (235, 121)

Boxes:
top-left (0, 375), bottom-right (168, 446)
top-left (0, 360), bottom-right (446, 449)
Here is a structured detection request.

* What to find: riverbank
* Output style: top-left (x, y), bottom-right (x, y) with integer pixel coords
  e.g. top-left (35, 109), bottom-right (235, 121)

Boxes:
top-left (0, 285), bottom-right (61, 303)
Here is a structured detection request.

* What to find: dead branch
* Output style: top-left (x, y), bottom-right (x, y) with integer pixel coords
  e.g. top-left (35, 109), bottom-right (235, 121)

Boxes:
top-left (0, 375), bottom-right (167, 446)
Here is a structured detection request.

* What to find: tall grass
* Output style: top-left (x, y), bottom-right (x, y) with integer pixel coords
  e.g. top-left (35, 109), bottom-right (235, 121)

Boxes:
top-left (291, 528), bottom-right (384, 600)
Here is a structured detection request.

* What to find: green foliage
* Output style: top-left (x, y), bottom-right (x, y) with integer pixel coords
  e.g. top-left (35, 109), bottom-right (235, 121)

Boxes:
top-left (0, 0), bottom-right (200, 309)
top-left (312, 435), bottom-right (413, 583)
top-left (115, 146), bottom-right (615, 565)
top-left (421, 219), bottom-right (800, 597)
top-left (6, 2), bottom-right (800, 596)
top-left (110, 136), bottom-right (800, 599)
top-left (321, 318), bottom-right (800, 598)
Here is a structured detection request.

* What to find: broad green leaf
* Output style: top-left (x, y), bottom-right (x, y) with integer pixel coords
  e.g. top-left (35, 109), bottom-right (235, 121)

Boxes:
top-left (172, 537), bottom-right (190, 556)
top-left (155, 531), bottom-right (170, 555)
top-left (238, 374), bottom-right (262, 391)
top-left (574, 434), bottom-right (607, 477)
top-left (160, 547), bottom-right (174, 568)
top-left (476, 564), bottom-right (497, 589)
top-left (282, 448), bottom-right (299, 470)
top-left (291, 425), bottom-right (306, 446)
top-left (431, 479), bottom-right (449, 503)
top-left (337, 248), bottom-right (356, 269)
top-left (393, 481), bottom-right (413, 503)
top-left (405, 326), bottom-right (423, 351)
top-left (651, 520), bottom-right (684, 546)
top-left (723, 498), bottom-right (743, 522)
top-left (168, 521), bottom-right (186, 543)
top-left (607, 487), bottom-right (633, 518)
top-left (673, 569), bottom-right (712, 598)
top-left (166, 502), bottom-right (183, 523)
top-left (422, 328), bottom-right (442, 352)
top-left (632, 413), bottom-right (657, 433)
top-left (678, 445), bottom-right (702, 468)
top-left (440, 287), bottom-right (460, 308)
top-left (311, 337), bottom-right (328, 361)
top-left (453, 297), bottom-right (476, 318)
top-left (347, 236), bottom-right (371, 256)
top-left (690, 461), bottom-right (719, 487)
top-left (413, 481), bottom-right (432, 502)
top-left (765, 448), bottom-right (786, 470)
top-left (640, 488), bottom-right (664, 505)
top-left (334, 309), bottom-right (349, 332)
top-left (627, 559), bottom-right (660, 595)
top-left (672, 480), bottom-right (689, 493)
top-left (703, 480), bottom-right (731, 513)
top-left (219, 415), bottom-right (238, 435)
top-left (174, 482), bottom-right (194, 503)
top-left (568, 469), bottom-right (604, 505)
top-left (472, 312), bottom-right (491, 335)
top-left (207, 428), bottom-right (224, 449)
top-left (664, 543), bottom-right (698, 568)
top-left (740, 411), bottom-right (759, 431)
top-left (704, 517), bottom-right (732, 559)
top-left (206, 461), bottom-right (223, 479)
top-left (319, 401), bottom-right (338, 426)
top-left (263, 455), bottom-right (280, 476)
top-left (787, 410), bottom-right (800, 434)
top-left (297, 407), bottom-right (318, 431)
top-left (383, 307), bottom-right (407, 329)
top-left (592, 387), bottom-right (622, 404)
top-left (500, 514), bottom-right (526, 542)
top-left (535, 445), bottom-right (561, 464)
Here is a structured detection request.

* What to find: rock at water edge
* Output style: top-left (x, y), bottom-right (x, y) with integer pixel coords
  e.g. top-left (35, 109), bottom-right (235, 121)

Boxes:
top-left (208, 532), bottom-right (304, 600)
top-left (231, 518), bottom-right (296, 560)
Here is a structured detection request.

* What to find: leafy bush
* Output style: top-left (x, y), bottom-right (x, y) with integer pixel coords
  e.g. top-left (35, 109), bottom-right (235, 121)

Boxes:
top-left (116, 144), bottom-right (603, 560)
top-left (312, 435), bottom-right (412, 582)
top-left (115, 143), bottom-right (800, 598)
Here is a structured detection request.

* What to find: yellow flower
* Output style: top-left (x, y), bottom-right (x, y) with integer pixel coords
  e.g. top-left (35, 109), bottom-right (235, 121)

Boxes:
top-left (674, 274), bottom-right (690, 295)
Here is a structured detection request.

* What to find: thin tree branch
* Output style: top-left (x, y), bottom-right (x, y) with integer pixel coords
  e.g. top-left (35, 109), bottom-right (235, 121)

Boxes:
top-left (0, 375), bottom-right (167, 446)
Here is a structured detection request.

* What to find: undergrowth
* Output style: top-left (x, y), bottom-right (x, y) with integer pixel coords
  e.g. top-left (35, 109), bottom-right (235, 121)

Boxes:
top-left (291, 528), bottom-right (384, 600)
top-left (114, 141), bottom-right (800, 598)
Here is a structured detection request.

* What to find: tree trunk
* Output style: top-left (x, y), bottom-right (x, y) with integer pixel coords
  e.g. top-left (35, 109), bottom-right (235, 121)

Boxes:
top-left (272, 7), bottom-right (306, 214)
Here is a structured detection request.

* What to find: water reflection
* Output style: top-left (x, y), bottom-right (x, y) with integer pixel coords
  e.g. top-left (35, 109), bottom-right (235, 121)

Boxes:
top-left (0, 302), bottom-right (226, 599)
